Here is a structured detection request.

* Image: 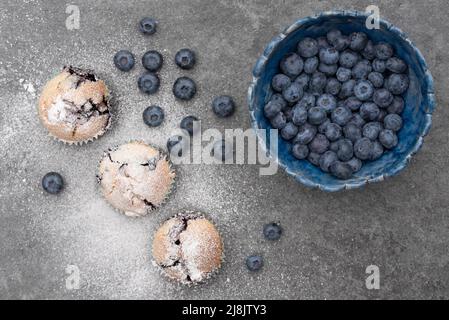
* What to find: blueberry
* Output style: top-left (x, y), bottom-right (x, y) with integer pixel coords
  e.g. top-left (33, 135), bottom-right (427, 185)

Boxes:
top-left (384, 114), bottom-right (403, 132)
top-left (317, 36), bottom-right (331, 49)
top-left (339, 50), bottom-right (360, 69)
top-left (308, 107), bottom-right (327, 125)
top-left (143, 105), bottom-right (164, 127)
top-left (280, 122), bottom-right (298, 141)
top-left (284, 107), bottom-right (293, 122)
top-left (354, 138), bottom-right (373, 160)
top-left (337, 139), bottom-right (354, 162)
top-left (333, 35), bottom-right (350, 51)
top-left (212, 95), bottom-right (236, 118)
top-left (349, 32), bottom-right (368, 52)
top-left (371, 141), bottom-right (384, 161)
top-left (326, 29), bottom-right (342, 45)
top-left (319, 151), bottom-right (338, 172)
top-left (270, 93), bottom-right (288, 110)
top-left (348, 113), bottom-right (366, 128)
top-left (345, 97), bottom-right (362, 111)
top-left (329, 141), bottom-right (340, 152)
top-left (309, 72), bottom-right (327, 94)
top-left (386, 74), bottom-right (410, 95)
top-left (270, 112), bottom-right (287, 129)
top-left (373, 88), bottom-right (394, 108)
top-left (386, 57), bottom-right (407, 73)
top-left (316, 94), bottom-right (337, 113)
top-left (379, 129), bottom-right (398, 149)
top-left (375, 42), bottom-right (394, 60)
top-left (323, 123), bottom-right (342, 142)
top-left (142, 50), bottom-right (163, 72)
top-left (343, 123), bottom-right (362, 143)
top-left (272, 74), bottom-right (291, 92)
top-left (336, 67), bottom-right (352, 82)
top-left (339, 79), bottom-right (356, 99)
top-left (308, 152), bottom-right (321, 166)
top-left (138, 72), bottom-right (160, 94)
top-left (318, 119), bottom-right (331, 134)
top-left (113, 50), bottom-right (135, 72)
top-left (361, 40), bottom-right (376, 60)
top-left (330, 161), bottom-right (353, 180)
top-left (354, 80), bottom-right (374, 101)
top-left (319, 47), bottom-right (339, 65)
top-left (387, 96), bottom-right (405, 114)
top-left (331, 106), bottom-right (352, 126)
top-left (362, 122), bottom-right (383, 140)
top-left (377, 109), bottom-right (387, 122)
top-left (246, 255), bottom-right (263, 272)
top-left (318, 63), bottom-right (338, 76)
top-left (264, 101), bottom-right (283, 119)
top-left (139, 17), bottom-right (157, 35)
top-left (309, 134), bottom-right (330, 154)
top-left (352, 60), bottom-right (372, 79)
top-left (294, 124), bottom-right (317, 145)
top-left (372, 59), bottom-right (386, 73)
top-left (292, 143), bottom-right (309, 160)
top-left (304, 57), bottom-right (319, 74)
top-left (297, 37), bottom-right (319, 58)
top-left (175, 48), bottom-right (196, 70)
top-left (42, 172), bottom-right (64, 194)
top-left (296, 93), bottom-right (316, 110)
top-left (180, 115), bottom-right (200, 136)
top-left (173, 77), bottom-right (196, 100)
top-left (280, 53), bottom-right (304, 78)
top-left (325, 78), bottom-right (341, 96)
top-left (368, 72), bottom-right (384, 88)
top-left (359, 102), bottom-right (380, 121)
top-left (292, 105), bottom-right (308, 126)
top-left (282, 83), bottom-right (303, 103)
top-left (263, 222), bottom-right (283, 241)
top-left (294, 73), bottom-right (310, 90)
top-left (346, 157), bottom-right (362, 173)
top-left (167, 135), bottom-right (185, 157)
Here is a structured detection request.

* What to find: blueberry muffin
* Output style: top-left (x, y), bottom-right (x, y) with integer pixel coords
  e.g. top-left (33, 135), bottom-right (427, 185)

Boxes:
top-left (38, 66), bottom-right (111, 144)
top-left (97, 141), bottom-right (175, 217)
top-left (152, 212), bottom-right (224, 285)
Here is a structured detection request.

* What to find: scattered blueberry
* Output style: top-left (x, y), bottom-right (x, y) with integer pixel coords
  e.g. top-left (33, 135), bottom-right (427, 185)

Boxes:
top-left (180, 115), bottom-right (200, 136)
top-left (212, 95), bottom-right (236, 118)
top-left (246, 255), bottom-right (263, 272)
top-left (114, 50), bottom-right (135, 72)
top-left (167, 135), bottom-right (185, 157)
top-left (139, 17), bottom-right (157, 35)
top-left (173, 77), bottom-right (196, 100)
top-left (384, 114), bottom-right (403, 132)
top-left (263, 222), bottom-right (283, 241)
top-left (142, 50), bottom-right (163, 72)
top-left (143, 105), bottom-right (164, 127)
top-left (175, 48), bottom-right (196, 70)
top-left (42, 172), bottom-right (64, 194)
top-left (138, 72), bottom-right (160, 94)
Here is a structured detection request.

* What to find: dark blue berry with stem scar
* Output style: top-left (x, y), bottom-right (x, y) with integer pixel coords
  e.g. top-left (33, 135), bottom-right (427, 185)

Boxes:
top-left (362, 40), bottom-right (375, 60)
top-left (263, 222), bottom-right (283, 241)
top-left (354, 80), bottom-right (374, 101)
top-left (270, 112), bottom-right (287, 129)
top-left (339, 50), bottom-right (359, 69)
top-left (139, 17), bottom-right (157, 35)
top-left (377, 109), bottom-right (387, 122)
top-left (352, 60), bottom-right (372, 79)
top-left (167, 135), bottom-right (185, 157)
top-left (371, 141), bottom-right (384, 161)
top-left (330, 161), bottom-right (353, 180)
top-left (373, 88), bottom-right (394, 108)
top-left (329, 141), bottom-right (339, 152)
top-left (212, 95), bottom-right (236, 118)
top-left (320, 151), bottom-right (338, 172)
top-left (138, 72), bottom-right (160, 94)
top-left (333, 35), bottom-right (350, 51)
top-left (280, 122), bottom-right (298, 141)
top-left (297, 93), bottom-right (316, 110)
top-left (387, 96), bottom-right (405, 114)
top-left (297, 37), bottom-right (319, 58)
top-left (280, 52), bottom-right (303, 78)
top-left (325, 78), bottom-right (341, 96)
top-left (309, 72), bottom-right (327, 94)
top-left (292, 105), bottom-right (308, 126)
top-left (337, 138), bottom-right (354, 162)
top-left (264, 101), bottom-right (283, 119)
top-left (384, 114), bottom-right (403, 132)
top-left (292, 143), bottom-right (309, 160)
top-left (319, 63), bottom-right (338, 76)
top-left (318, 119), bottom-right (331, 134)
top-left (317, 94), bottom-right (337, 113)
top-left (346, 157), bottom-right (362, 173)
top-left (375, 42), bottom-right (394, 60)
top-left (363, 122), bottom-right (382, 140)
top-left (304, 57), bottom-right (319, 74)
top-left (317, 36), bottom-right (331, 49)
top-left (246, 255), bottom-right (263, 272)
top-left (327, 29), bottom-right (342, 45)
top-left (175, 48), bottom-right (196, 70)
top-left (180, 115), bottom-right (200, 136)
top-left (42, 172), bottom-right (64, 194)
top-left (360, 102), bottom-right (380, 121)
top-left (336, 67), bottom-right (351, 82)
top-left (379, 129), bottom-right (398, 149)
top-left (345, 97), bottom-right (362, 111)
top-left (331, 106), bottom-right (352, 126)
top-left (308, 152), bottom-right (321, 166)
top-left (294, 123), bottom-right (317, 145)
top-left (324, 123), bottom-right (342, 142)
top-left (319, 47), bottom-right (339, 65)
top-left (309, 134), bottom-right (330, 154)
top-left (283, 107), bottom-right (293, 122)
top-left (272, 74), bottom-right (291, 92)
top-left (270, 93), bottom-right (287, 110)
top-left (339, 79), bottom-right (356, 99)
top-left (348, 113), bottom-right (366, 128)
top-left (386, 57), bottom-right (407, 73)
top-left (386, 74), bottom-right (409, 95)
top-left (143, 105), bottom-right (164, 127)
top-left (354, 137), bottom-right (373, 160)
top-left (368, 72), bottom-right (384, 88)
top-left (142, 50), bottom-right (163, 72)
top-left (372, 59), bottom-right (386, 73)
top-left (349, 32), bottom-right (368, 52)
top-left (294, 73), bottom-right (310, 90)
top-left (114, 50), bottom-right (135, 72)
top-left (343, 123), bottom-right (362, 143)
top-left (282, 83), bottom-right (303, 103)
top-left (173, 77), bottom-right (196, 100)
top-left (308, 107), bottom-right (327, 125)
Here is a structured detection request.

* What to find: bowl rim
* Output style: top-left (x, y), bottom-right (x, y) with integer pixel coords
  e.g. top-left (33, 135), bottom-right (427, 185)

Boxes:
top-left (247, 10), bottom-right (435, 192)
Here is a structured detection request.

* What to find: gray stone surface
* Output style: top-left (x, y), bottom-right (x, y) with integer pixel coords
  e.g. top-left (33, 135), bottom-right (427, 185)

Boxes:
top-left (0, 0), bottom-right (448, 300)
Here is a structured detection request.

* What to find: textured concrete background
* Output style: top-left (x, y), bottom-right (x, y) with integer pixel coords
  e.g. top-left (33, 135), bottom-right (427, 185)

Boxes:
top-left (0, 0), bottom-right (448, 300)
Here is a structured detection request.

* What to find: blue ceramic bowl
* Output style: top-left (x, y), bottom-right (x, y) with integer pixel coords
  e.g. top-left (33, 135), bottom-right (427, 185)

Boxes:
top-left (248, 11), bottom-right (435, 191)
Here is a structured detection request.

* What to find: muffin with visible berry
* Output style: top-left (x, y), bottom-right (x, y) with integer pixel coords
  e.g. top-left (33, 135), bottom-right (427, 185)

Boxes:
top-left (152, 212), bottom-right (223, 285)
top-left (38, 66), bottom-right (111, 144)
top-left (97, 141), bottom-right (175, 217)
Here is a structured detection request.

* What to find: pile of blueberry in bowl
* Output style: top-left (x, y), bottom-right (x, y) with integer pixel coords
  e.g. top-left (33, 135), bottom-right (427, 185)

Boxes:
top-left (248, 11), bottom-right (435, 191)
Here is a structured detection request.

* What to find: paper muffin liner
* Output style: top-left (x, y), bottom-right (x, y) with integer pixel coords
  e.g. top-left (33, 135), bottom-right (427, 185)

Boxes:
top-left (96, 140), bottom-right (176, 217)
top-left (152, 211), bottom-right (225, 286)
